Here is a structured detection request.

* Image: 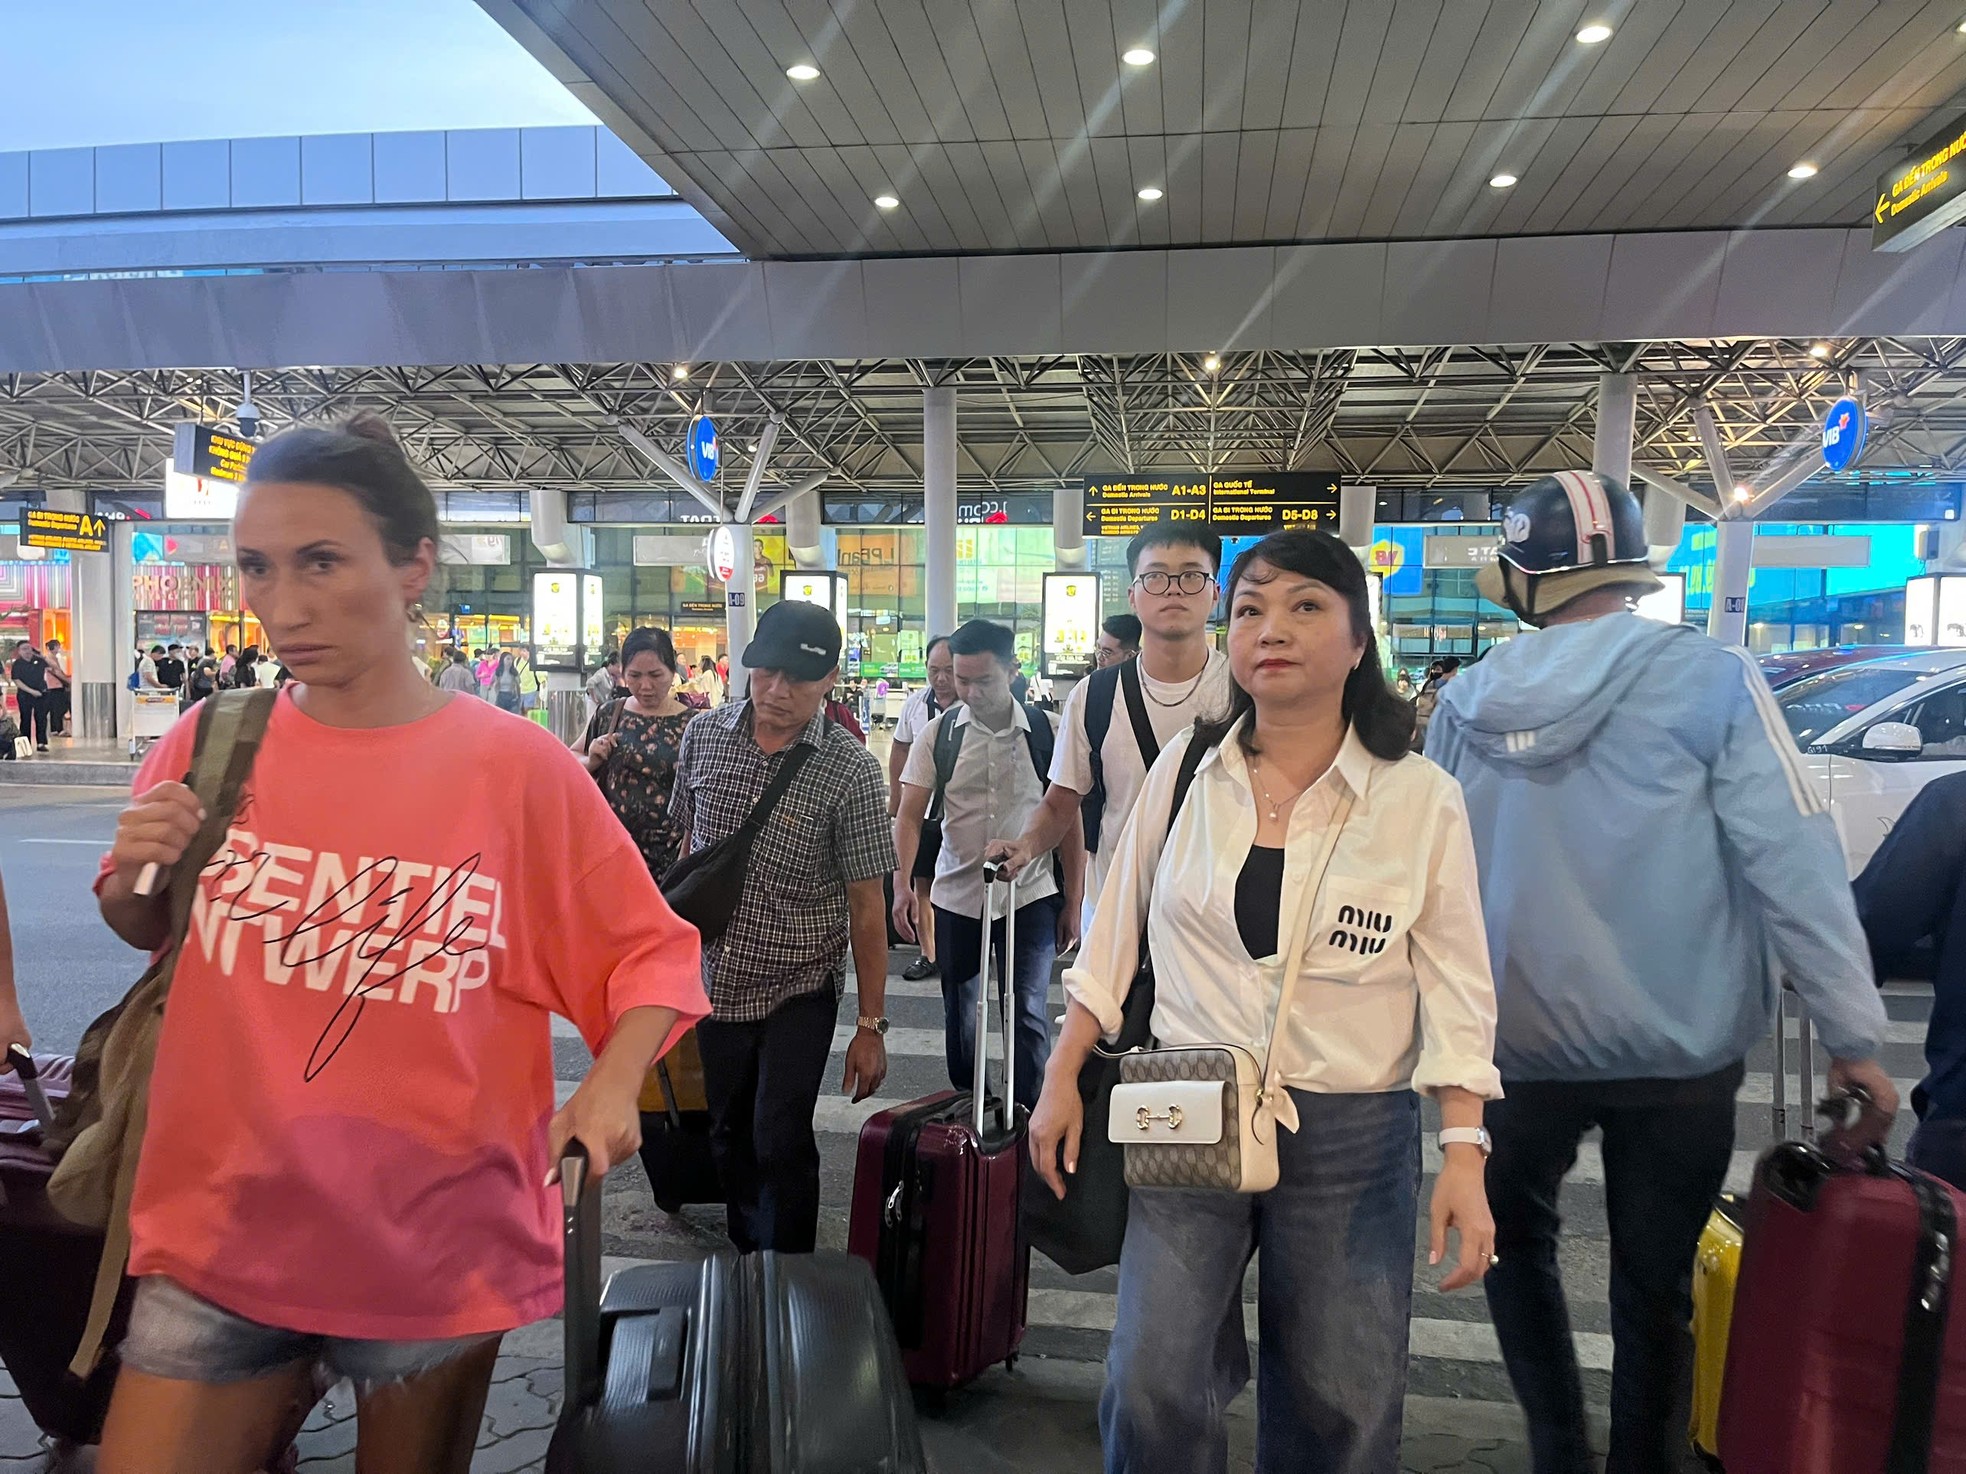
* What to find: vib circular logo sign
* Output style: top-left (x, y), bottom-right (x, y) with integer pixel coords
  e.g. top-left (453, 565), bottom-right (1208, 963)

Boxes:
top-left (687, 415), bottom-right (721, 482)
top-left (1821, 397), bottom-right (1866, 474)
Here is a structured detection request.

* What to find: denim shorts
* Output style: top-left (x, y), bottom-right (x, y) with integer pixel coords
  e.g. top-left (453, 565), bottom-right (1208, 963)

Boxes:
top-left (120, 1276), bottom-right (500, 1390)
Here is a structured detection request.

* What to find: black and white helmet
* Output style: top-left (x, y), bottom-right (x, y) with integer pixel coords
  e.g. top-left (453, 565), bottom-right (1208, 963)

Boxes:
top-left (1495, 472), bottom-right (1650, 576)
top-left (1480, 471), bottom-right (1660, 624)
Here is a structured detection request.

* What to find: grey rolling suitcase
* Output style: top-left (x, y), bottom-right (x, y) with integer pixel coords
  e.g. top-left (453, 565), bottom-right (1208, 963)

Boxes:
top-left (546, 1143), bottom-right (928, 1473)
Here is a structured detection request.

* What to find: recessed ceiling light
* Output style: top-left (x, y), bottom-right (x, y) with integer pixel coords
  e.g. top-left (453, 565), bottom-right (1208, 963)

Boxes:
top-left (1810, 342), bottom-right (1832, 359)
top-left (1733, 486), bottom-right (1754, 503)
top-left (874, 194), bottom-right (899, 209)
top-left (1575, 23), bottom-right (1613, 44)
top-left (786, 63), bottom-right (820, 81)
top-left (1489, 173), bottom-right (1518, 189)
top-left (1137, 185), bottom-right (1164, 201)
top-left (1958, 17), bottom-right (1966, 32)
top-left (1122, 47), bottom-right (1156, 66)
top-left (747, 441), bottom-right (759, 453)
top-left (1788, 162), bottom-right (1819, 179)
top-left (671, 364), bottom-right (689, 381)
top-left (1202, 353), bottom-right (1222, 373)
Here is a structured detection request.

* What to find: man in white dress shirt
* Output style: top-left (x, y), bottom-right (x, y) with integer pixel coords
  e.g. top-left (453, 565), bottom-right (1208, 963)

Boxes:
top-left (893, 619), bottom-right (1084, 1107)
top-left (886, 636), bottom-right (958, 982)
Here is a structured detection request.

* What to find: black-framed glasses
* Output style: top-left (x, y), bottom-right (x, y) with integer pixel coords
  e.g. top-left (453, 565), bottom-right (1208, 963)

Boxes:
top-left (1132, 570), bottom-right (1214, 596)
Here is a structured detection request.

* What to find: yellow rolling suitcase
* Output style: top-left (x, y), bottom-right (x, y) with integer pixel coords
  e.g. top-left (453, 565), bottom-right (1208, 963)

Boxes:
top-left (1690, 1192), bottom-right (1744, 1465)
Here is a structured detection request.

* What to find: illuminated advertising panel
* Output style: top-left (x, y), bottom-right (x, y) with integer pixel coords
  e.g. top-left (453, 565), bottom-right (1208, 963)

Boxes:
top-left (1040, 572), bottom-right (1101, 677)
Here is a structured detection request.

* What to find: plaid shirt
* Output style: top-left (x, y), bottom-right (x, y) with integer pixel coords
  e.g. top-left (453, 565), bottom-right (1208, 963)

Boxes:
top-left (670, 701), bottom-right (896, 1021)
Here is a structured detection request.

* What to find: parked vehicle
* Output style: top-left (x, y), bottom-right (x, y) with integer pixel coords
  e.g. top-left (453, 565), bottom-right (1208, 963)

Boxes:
top-left (1778, 650), bottom-right (1966, 872)
top-left (1757, 645), bottom-right (1909, 691)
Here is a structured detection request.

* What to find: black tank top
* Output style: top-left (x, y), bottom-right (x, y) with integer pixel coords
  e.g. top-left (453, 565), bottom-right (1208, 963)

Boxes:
top-left (1236, 845), bottom-right (1286, 960)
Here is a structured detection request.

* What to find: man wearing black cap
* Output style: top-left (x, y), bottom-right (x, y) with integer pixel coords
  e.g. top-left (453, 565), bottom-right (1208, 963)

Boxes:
top-left (668, 599), bottom-right (897, 1253)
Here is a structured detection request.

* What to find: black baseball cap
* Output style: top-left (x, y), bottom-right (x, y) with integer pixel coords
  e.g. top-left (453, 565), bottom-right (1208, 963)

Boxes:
top-left (743, 600), bottom-right (841, 682)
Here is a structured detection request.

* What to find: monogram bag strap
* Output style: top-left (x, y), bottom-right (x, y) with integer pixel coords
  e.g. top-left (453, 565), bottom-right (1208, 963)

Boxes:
top-left (1257, 788), bottom-right (1356, 1119)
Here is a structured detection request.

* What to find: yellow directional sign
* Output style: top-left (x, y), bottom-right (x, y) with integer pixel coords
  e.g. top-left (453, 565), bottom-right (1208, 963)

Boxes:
top-left (21, 508), bottom-right (109, 553)
top-left (1873, 115), bottom-right (1966, 253)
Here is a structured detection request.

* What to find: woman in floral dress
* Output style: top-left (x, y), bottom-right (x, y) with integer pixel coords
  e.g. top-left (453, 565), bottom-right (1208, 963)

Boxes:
top-left (576, 626), bottom-right (695, 877)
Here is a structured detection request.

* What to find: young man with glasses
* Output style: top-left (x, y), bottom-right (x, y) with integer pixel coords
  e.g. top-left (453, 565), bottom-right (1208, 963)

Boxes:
top-left (993, 525), bottom-right (1230, 931)
top-left (1094, 614), bottom-right (1141, 668)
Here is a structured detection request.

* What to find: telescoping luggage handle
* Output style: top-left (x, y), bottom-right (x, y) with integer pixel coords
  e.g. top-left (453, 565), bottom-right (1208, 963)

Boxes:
top-left (558, 1141), bottom-right (605, 1416)
top-left (975, 861), bottom-right (1017, 1140)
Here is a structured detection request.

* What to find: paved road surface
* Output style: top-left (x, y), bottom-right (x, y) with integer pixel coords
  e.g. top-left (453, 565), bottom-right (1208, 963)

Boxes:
top-left (0, 784), bottom-right (1928, 1471)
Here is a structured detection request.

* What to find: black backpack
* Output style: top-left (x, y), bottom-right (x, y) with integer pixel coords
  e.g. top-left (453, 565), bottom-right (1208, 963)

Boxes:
top-left (1080, 660), bottom-right (1163, 853)
top-left (929, 700), bottom-right (1055, 800)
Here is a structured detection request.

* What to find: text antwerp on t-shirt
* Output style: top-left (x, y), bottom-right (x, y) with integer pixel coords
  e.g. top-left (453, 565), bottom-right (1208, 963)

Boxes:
top-left (1051, 650), bottom-right (1233, 902)
top-left (100, 691), bottom-right (710, 1341)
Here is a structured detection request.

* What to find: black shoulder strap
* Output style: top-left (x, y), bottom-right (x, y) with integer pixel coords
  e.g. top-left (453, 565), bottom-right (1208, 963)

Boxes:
top-left (1168, 726), bottom-right (1209, 826)
top-left (929, 709), bottom-right (965, 820)
top-left (1887, 1168), bottom-right (1957, 1474)
top-left (1081, 665), bottom-right (1125, 852)
top-left (1021, 702), bottom-right (1055, 789)
top-left (745, 730), bottom-right (821, 835)
top-left (1117, 657), bottom-right (1163, 771)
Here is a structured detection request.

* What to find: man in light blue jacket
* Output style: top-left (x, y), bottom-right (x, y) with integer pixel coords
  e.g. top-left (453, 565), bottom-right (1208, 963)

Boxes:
top-left (1427, 472), bottom-right (1896, 1474)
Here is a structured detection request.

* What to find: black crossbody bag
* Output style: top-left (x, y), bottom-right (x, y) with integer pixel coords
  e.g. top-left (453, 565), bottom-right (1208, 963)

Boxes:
top-left (661, 731), bottom-right (822, 943)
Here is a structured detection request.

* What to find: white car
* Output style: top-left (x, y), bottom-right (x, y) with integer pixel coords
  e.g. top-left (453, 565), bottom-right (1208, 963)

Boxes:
top-left (1778, 649), bottom-right (1966, 874)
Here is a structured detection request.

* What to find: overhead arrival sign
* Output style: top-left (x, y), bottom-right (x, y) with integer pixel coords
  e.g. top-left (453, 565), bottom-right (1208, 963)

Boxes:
top-left (1082, 473), bottom-right (1341, 536)
top-left (21, 508), bottom-right (109, 553)
top-left (1873, 114), bottom-right (1966, 253)
top-left (1081, 476), bottom-right (1211, 537)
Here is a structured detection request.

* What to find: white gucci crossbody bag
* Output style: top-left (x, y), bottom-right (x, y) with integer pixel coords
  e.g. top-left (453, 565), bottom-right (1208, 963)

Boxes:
top-left (1108, 789), bottom-right (1355, 1194)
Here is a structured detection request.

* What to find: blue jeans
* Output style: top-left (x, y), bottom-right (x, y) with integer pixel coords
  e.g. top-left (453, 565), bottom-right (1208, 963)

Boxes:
top-left (1483, 1063), bottom-right (1743, 1474)
top-left (934, 895), bottom-right (1061, 1111)
top-left (1102, 1088), bottom-right (1421, 1474)
top-left (121, 1276), bottom-right (498, 1392)
top-left (1909, 1116), bottom-right (1966, 1191)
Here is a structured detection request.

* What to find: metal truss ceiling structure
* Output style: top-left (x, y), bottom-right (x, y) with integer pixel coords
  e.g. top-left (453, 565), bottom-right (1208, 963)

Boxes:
top-left (9, 338), bottom-right (1966, 501)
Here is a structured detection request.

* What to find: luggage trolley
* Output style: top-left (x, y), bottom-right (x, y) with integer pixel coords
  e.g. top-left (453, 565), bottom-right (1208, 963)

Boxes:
top-left (129, 690), bottom-right (178, 757)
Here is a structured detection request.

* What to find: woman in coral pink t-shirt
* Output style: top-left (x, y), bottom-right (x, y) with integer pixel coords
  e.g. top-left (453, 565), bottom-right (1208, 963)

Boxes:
top-left (95, 415), bottom-right (709, 1474)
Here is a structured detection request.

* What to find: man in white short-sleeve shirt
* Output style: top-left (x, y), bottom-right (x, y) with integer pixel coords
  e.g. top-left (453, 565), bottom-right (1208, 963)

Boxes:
top-left (994, 525), bottom-right (1231, 929)
top-left (887, 637), bottom-right (959, 981)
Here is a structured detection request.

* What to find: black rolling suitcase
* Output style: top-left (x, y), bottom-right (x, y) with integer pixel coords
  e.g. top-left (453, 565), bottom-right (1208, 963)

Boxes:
top-left (546, 1144), bottom-right (927, 1474)
top-left (0, 1050), bottom-right (132, 1446)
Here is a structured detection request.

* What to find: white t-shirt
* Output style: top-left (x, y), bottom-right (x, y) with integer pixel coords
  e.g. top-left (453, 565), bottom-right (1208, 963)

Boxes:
top-left (892, 687), bottom-right (942, 747)
top-left (1051, 649), bottom-right (1232, 907)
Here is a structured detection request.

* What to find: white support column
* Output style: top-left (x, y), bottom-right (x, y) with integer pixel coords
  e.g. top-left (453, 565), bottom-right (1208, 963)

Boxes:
top-left (1339, 484), bottom-right (1376, 553)
top-left (726, 521), bottom-right (756, 702)
top-left (528, 488), bottom-right (593, 742)
top-left (1592, 374), bottom-right (1636, 488)
top-left (1642, 491), bottom-right (1687, 569)
top-left (112, 519), bottom-right (136, 741)
top-left (786, 489), bottom-right (835, 570)
top-left (47, 486), bottom-right (118, 740)
top-left (1053, 483), bottom-right (1087, 570)
top-left (923, 386), bottom-right (958, 638)
top-left (1709, 519), bottom-right (1755, 646)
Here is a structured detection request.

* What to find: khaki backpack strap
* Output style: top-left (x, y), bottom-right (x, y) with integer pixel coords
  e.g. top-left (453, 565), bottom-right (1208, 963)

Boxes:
top-left (67, 1060), bottom-right (154, 1378)
top-left (68, 690), bottom-right (273, 1377)
top-left (161, 690), bottom-right (277, 959)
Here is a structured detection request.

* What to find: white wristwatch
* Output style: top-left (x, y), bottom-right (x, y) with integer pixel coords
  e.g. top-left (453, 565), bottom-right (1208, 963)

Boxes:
top-left (1438, 1127), bottom-right (1493, 1158)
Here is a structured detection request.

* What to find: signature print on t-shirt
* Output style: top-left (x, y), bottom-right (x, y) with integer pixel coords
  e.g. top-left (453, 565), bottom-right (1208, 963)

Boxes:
top-left (191, 789), bottom-right (509, 1080)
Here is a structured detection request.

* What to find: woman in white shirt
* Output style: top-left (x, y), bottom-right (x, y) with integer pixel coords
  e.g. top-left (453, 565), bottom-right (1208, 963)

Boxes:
top-left (1030, 528), bottom-right (1501, 1474)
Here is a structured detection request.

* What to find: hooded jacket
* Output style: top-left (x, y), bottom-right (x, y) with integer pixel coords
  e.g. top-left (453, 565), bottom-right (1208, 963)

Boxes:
top-left (1427, 612), bottom-right (1886, 1082)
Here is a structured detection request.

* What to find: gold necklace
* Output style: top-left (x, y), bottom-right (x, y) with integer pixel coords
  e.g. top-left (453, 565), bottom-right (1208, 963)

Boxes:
top-left (1250, 755), bottom-right (1305, 823)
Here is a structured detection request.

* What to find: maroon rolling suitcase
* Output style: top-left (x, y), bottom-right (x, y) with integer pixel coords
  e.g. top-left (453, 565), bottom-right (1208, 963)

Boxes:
top-left (1718, 1129), bottom-right (1966, 1472)
top-left (0, 1049), bottom-right (132, 1447)
top-left (848, 863), bottom-right (1029, 1388)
